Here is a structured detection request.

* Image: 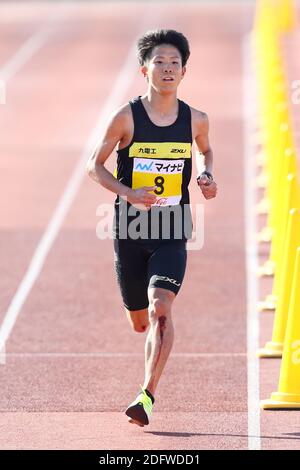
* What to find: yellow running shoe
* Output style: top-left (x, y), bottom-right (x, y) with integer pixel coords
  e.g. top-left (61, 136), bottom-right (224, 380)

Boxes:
top-left (125, 387), bottom-right (154, 427)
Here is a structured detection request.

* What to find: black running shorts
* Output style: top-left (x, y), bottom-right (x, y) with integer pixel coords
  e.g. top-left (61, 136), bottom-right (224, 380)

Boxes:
top-left (113, 238), bottom-right (187, 311)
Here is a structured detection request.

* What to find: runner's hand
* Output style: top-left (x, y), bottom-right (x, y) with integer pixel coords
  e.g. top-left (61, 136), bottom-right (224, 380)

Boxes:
top-left (127, 186), bottom-right (157, 210)
top-left (198, 175), bottom-right (217, 200)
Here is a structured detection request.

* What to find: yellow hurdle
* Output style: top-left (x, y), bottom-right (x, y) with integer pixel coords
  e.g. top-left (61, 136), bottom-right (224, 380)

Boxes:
top-left (255, 65), bottom-right (290, 245)
top-left (261, 247), bottom-right (300, 409)
top-left (256, 94), bottom-right (289, 192)
top-left (275, 0), bottom-right (298, 32)
top-left (256, 101), bottom-right (289, 216)
top-left (258, 208), bottom-right (300, 357)
top-left (265, 148), bottom-right (298, 276)
top-left (255, 120), bottom-right (283, 244)
top-left (257, 130), bottom-right (294, 277)
top-left (254, 0), bottom-right (299, 288)
top-left (261, 123), bottom-right (292, 237)
top-left (258, 173), bottom-right (300, 312)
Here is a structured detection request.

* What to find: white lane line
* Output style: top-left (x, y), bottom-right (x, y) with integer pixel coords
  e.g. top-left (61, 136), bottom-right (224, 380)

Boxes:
top-left (243, 33), bottom-right (261, 450)
top-left (0, 10), bottom-right (165, 357)
top-left (0, 3), bottom-right (71, 83)
top-left (3, 352), bottom-right (247, 358)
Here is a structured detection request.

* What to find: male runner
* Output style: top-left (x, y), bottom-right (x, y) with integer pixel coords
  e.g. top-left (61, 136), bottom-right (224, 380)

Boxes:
top-left (86, 29), bottom-right (217, 427)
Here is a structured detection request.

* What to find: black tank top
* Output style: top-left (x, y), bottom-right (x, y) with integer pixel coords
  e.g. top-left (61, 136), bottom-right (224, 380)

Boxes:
top-left (113, 96), bottom-right (193, 241)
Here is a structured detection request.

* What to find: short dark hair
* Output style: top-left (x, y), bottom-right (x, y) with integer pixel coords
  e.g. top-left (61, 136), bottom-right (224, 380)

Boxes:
top-left (137, 29), bottom-right (190, 66)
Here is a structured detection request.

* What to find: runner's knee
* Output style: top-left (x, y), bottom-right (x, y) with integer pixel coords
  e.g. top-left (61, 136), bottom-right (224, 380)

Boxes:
top-left (149, 296), bottom-right (171, 321)
top-left (125, 308), bottom-right (149, 333)
top-left (133, 322), bottom-right (148, 333)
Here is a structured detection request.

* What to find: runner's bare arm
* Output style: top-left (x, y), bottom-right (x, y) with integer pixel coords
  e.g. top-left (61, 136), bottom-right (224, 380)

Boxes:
top-left (86, 106), bottom-right (131, 197)
top-left (193, 110), bottom-right (217, 199)
top-left (86, 106), bottom-right (157, 206)
top-left (194, 111), bottom-right (213, 175)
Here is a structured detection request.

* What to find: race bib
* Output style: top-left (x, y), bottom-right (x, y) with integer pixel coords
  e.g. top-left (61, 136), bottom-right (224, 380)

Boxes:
top-left (132, 158), bottom-right (184, 206)
top-left (129, 142), bottom-right (191, 206)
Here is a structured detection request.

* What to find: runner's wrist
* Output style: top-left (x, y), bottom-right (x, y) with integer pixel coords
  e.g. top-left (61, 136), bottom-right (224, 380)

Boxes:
top-left (197, 171), bottom-right (213, 184)
top-left (122, 186), bottom-right (134, 199)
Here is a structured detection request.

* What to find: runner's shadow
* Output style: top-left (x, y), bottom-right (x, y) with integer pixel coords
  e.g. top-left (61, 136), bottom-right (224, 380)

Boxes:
top-left (145, 431), bottom-right (300, 440)
top-left (145, 431), bottom-right (196, 438)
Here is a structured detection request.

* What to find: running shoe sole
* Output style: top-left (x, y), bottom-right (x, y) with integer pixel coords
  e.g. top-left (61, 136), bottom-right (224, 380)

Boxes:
top-left (125, 403), bottom-right (149, 426)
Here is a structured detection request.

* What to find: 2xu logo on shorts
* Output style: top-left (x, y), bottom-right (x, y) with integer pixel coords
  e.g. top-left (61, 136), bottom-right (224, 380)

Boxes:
top-left (155, 275), bottom-right (181, 287)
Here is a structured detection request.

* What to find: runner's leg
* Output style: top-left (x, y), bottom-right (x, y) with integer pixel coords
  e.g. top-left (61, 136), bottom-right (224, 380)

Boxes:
top-left (142, 240), bottom-right (187, 395)
top-left (143, 286), bottom-right (175, 396)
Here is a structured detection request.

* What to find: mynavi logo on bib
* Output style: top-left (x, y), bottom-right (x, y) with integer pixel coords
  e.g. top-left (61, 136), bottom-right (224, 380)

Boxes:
top-left (133, 158), bottom-right (184, 175)
top-left (135, 161), bottom-right (154, 172)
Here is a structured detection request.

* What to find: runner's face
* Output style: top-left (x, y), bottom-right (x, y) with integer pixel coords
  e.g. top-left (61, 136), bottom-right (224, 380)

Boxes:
top-left (142, 44), bottom-right (186, 93)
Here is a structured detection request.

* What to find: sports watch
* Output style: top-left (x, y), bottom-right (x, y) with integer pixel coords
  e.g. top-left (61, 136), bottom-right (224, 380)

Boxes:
top-left (196, 171), bottom-right (214, 185)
